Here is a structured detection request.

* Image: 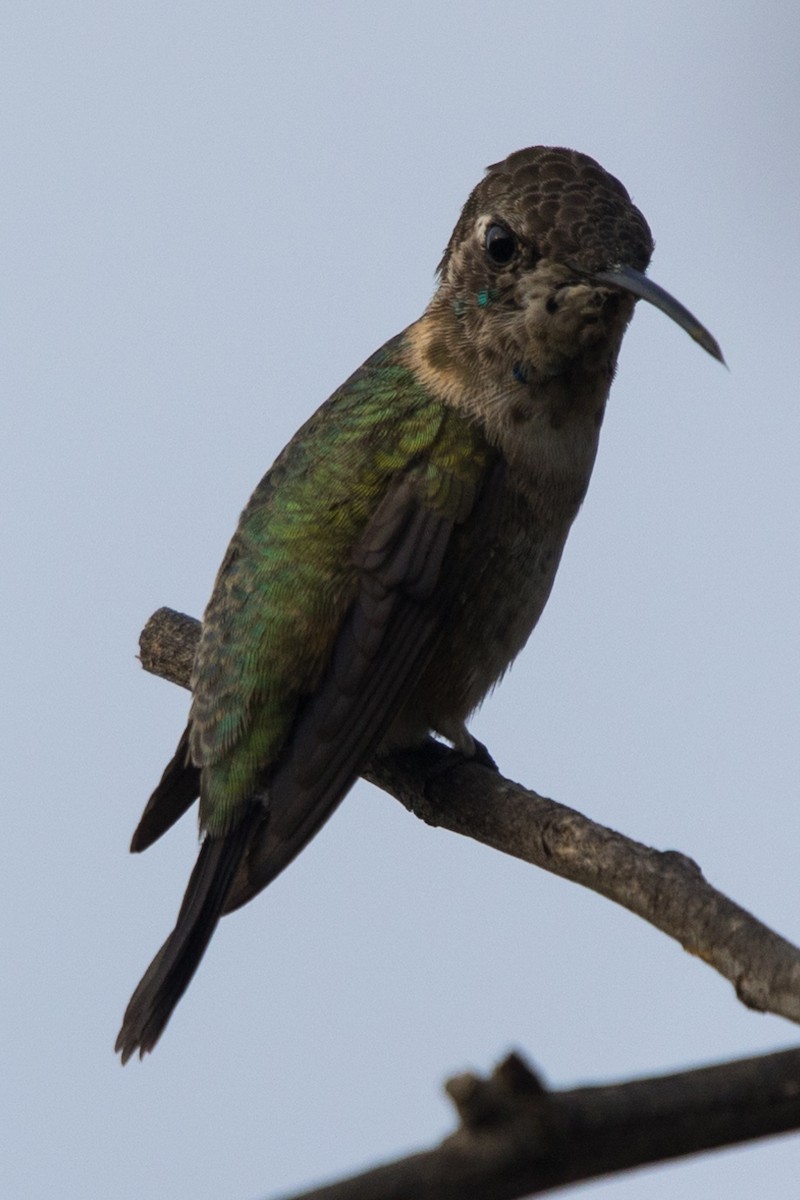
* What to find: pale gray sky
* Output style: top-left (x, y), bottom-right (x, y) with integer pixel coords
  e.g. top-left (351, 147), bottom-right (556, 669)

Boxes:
top-left (4, 4), bottom-right (800, 1198)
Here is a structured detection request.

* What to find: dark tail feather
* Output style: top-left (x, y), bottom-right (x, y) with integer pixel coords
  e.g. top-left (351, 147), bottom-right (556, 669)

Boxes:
top-left (115, 805), bottom-right (259, 1063)
top-left (130, 725), bottom-right (201, 852)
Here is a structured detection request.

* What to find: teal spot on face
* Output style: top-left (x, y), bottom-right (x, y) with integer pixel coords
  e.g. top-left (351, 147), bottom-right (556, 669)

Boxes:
top-left (453, 297), bottom-right (467, 317)
top-left (476, 289), bottom-right (491, 307)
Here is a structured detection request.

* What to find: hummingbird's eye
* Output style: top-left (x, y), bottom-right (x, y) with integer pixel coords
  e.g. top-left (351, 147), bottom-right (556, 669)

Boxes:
top-left (485, 223), bottom-right (517, 266)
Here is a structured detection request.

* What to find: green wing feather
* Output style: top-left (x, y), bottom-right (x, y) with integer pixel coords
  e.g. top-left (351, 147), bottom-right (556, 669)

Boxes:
top-left (189, 332), bottom-right (493, 836)
top-left (118, 331), bottom-right (496, 1059)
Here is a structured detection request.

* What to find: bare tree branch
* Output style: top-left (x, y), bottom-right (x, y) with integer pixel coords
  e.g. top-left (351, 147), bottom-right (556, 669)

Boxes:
top-left (136, 606), bottom-right (800, 1192)
top-left (139, 605), bottom-right (800, 1028)
top-left (267, 1048), bottom-right (800, 1200)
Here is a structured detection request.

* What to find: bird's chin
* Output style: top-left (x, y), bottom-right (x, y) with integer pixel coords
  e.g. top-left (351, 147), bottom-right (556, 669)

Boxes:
top-left (520, 311), bottom-right (626, 378)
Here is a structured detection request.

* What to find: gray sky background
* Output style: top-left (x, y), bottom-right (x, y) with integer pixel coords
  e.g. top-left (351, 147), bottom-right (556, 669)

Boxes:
top-left (4, 4), bottom-right (800, 1197)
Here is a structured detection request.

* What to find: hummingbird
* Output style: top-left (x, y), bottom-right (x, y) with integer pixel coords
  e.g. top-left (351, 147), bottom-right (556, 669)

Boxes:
top-left (116, 146), bottom-right (722, 1062)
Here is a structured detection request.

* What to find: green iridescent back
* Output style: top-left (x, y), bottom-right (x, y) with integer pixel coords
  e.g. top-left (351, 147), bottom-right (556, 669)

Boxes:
top-left (189, 331), bottom-right (493, 834)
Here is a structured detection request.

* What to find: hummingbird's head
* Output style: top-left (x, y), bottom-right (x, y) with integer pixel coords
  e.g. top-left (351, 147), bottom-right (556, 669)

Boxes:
top-left (434, 146), bottom-right (721, 379)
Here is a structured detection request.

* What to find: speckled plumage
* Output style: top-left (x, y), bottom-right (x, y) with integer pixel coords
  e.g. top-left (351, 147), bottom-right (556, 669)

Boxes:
top-left (117, 146), bottom-right (721, 1061)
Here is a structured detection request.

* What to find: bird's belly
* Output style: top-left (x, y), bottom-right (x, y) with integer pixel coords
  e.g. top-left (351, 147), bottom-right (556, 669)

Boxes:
top-left (386, 521), bottom-right (567, 748)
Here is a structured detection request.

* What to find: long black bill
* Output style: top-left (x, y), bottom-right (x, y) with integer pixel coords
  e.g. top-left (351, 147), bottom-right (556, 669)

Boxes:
top-left (592, 263), bottom-right (725, 364)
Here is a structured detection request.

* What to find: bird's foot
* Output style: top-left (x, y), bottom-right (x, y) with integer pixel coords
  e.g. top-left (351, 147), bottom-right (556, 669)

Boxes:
top-left (433, 719), bottom-right (499, 774)
top-left (368, 733), bottom-right (498, 824)
top-left (379, 733), bottom-right (498, 782)
top-left (463, 735), bottom-right (499, 771)
top-left (425, 735), bottom-right (499, 778)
